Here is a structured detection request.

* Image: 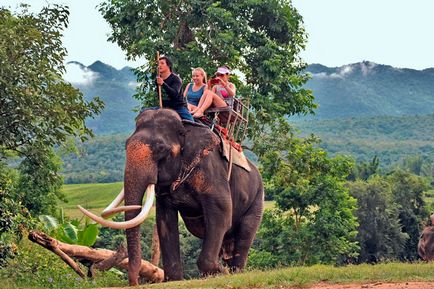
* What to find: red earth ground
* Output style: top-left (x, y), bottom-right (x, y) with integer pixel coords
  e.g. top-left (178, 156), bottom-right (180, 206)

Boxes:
top-left (306, 281), bottom-right (434, 289)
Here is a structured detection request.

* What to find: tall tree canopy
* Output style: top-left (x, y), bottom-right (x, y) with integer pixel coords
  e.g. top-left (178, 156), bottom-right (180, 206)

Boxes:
top-left (99, 0), bottom-right (315, 140)
top-left (0, 4), bottom-right (103, 158)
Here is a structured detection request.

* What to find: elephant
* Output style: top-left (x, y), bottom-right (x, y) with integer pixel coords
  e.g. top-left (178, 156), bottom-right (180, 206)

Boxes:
top-left (79, 108), bottom-right (264, 286)
top-left (418, 226), bottom-right (434, 261)
top-left (418, 214), bottom-right (434, 261)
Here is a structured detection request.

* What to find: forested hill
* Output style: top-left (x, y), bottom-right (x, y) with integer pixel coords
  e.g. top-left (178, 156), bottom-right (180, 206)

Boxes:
top-left (66, 61), bottom-right (139, 135)
top-left (305, 61), bottom-right (434, 119)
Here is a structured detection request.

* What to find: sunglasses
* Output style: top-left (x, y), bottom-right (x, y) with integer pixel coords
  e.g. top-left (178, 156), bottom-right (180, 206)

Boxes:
top-left (216, 73), bottom-right (228, 77)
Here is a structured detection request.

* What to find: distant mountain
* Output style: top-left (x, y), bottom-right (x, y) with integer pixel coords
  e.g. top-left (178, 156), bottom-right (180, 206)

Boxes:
top-left (66, 61), bottom-right (139, 135)
top-left (304, 61), bottom-right (434, 119)
top-left (65, 60), bottom-right (434, 135)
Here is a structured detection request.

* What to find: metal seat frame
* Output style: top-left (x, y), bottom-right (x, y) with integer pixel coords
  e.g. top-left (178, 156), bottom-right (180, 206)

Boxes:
top-left (204, 97), bottom-right (250, 145)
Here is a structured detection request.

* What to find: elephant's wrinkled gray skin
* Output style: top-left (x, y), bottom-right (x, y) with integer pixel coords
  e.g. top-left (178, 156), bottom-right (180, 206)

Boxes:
top-left (123, 109), bottom-right (263, 285)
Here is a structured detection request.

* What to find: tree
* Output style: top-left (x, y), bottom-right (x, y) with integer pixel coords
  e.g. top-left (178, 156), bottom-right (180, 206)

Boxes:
top-left (0, 4), bottom-right (103, 210)
top-left (251, 120), bottom-right (359, 266)
top-left (348, 176), bottom-right (408, 263)
top-left (99, 0), bottom-right (316, 140)
top-left (0, 4), bottom-right (103, 158)
top-left (0, 4), bottom-right (103, 265)
top-left (348, 156), bottom-right (380, 181)
top-left (388, 170), bottom-right (428, 261)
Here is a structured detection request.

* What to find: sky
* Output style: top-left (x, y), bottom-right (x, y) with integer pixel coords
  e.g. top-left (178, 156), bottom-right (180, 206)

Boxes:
top-left (3, 0), bottom-right (434, 71)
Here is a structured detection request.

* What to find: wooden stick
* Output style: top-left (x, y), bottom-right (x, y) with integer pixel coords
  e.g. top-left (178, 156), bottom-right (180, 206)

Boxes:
top-left (28, 231), bottom-right (164, 283)
top-left (157, 51), bottom-right (163, 108)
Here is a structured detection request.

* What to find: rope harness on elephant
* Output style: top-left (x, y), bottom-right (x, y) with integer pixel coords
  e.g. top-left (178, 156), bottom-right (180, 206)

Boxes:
top-left (171, 139), bottom-right (220, 191)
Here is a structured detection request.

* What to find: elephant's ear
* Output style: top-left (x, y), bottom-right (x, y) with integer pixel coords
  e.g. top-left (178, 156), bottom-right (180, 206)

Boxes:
top-left (181, 121), bottom-right (221, 166)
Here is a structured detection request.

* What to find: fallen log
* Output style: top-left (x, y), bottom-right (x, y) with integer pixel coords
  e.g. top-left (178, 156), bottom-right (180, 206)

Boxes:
top-left (28, 230), bottom-right (164, 283)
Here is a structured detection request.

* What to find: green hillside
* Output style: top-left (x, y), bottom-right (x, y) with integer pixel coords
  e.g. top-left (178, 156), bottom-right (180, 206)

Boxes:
top-left (305, 62), bottom-right (434, 119)
top-left (292, 113), bottom-right (434, 166)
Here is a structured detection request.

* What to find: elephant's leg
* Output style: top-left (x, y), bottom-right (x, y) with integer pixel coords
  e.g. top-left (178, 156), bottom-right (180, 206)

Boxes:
top-left (125, 225), bottom-right (141, 285)
top-left (156, 196), bottom-right (183, 281)
top-left (230, 189), bottom-right (264, 272)
top-left (197, 195), bottom-right (232, 276)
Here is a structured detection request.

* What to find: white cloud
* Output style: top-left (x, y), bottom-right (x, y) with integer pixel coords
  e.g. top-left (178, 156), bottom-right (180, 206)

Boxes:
top-left (311, 64), bottom-right (356, 79)
top-left (340, 65), bottom-right (354, 76)
top-left (64, 62), bottom-right (99, 85)
top-left (360, 61), bottom-right (377, 76)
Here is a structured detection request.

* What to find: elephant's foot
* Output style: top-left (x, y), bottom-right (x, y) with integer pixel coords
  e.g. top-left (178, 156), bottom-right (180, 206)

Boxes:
top-left (198, 259), bottom-right (229, 277)
top-left (227, 253), bottom-right (246, 273)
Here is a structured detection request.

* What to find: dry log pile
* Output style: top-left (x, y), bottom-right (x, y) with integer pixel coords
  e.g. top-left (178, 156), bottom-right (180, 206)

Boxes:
top-left (28, 230), bottom-right (164, 283)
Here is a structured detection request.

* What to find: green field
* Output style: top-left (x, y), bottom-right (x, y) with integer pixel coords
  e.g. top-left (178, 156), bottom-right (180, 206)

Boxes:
top-left (61, 182), bottom-right (124, 218)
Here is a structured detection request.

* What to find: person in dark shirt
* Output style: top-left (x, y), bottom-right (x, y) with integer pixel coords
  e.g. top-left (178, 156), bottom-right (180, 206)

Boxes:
top-left (156, 56), bottom-right (194, 121)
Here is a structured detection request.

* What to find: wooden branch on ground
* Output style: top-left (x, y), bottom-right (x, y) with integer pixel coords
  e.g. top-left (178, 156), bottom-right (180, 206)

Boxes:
top-left (28, 230), bottom-right (164, 283)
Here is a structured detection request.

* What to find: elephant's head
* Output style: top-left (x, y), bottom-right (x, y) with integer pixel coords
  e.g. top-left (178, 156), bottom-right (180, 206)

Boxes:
top-left (78, 109), bottom-right (186, 227)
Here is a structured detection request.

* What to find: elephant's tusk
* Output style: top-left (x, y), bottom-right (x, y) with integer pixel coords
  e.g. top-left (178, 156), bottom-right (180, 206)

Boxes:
top-left (101, 205), bottom-right (142, 219)
top-left (78, 184), bottom-right (155, 230)
top-left (101, 187), bottom-right (125, 216)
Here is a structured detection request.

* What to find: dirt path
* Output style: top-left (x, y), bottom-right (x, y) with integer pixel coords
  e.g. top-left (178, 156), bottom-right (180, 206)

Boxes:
top-left (308, 281), bottom-right (434, 289)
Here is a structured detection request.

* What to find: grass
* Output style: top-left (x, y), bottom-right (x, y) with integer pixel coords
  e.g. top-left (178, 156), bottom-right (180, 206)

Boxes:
top-left (138, 262), bottom-right (434, 289)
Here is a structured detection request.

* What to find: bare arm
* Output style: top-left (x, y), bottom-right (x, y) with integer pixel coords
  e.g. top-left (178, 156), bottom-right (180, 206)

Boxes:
top-left (183, 83), bottom-right (191, 98)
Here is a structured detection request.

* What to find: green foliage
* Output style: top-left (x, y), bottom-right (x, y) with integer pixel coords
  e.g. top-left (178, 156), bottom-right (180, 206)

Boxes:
top-left (0, 4), bottom-right (103, 273)
top-left (347, 177), bottom-right (408, 263)
top-left (15, 148), bottom-right (64, 216)
top-left (388, 170), bottom-right (428, 261)
top-left (99, 0), bottom-right (315, 140)
top-left (39, 215), bottom-right (99, 247)
top-left (252, 120), bottom-right (359, 266)
top-left (0, 4), bottom-right (103, 212)
top-left (0, 160), bottom-right (35, 268)
top-left (348, 156), bottom-right (380, 181)
top-left (0, 237), bottom-right (126, 289)
top-left (0, 5), bottom-right (103, 156)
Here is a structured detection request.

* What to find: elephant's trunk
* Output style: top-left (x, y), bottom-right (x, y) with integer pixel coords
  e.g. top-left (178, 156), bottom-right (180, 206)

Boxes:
top-left (78, 141), bottom-right (158, 230)
top-left (124, 140), bottom-right (158, 286)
